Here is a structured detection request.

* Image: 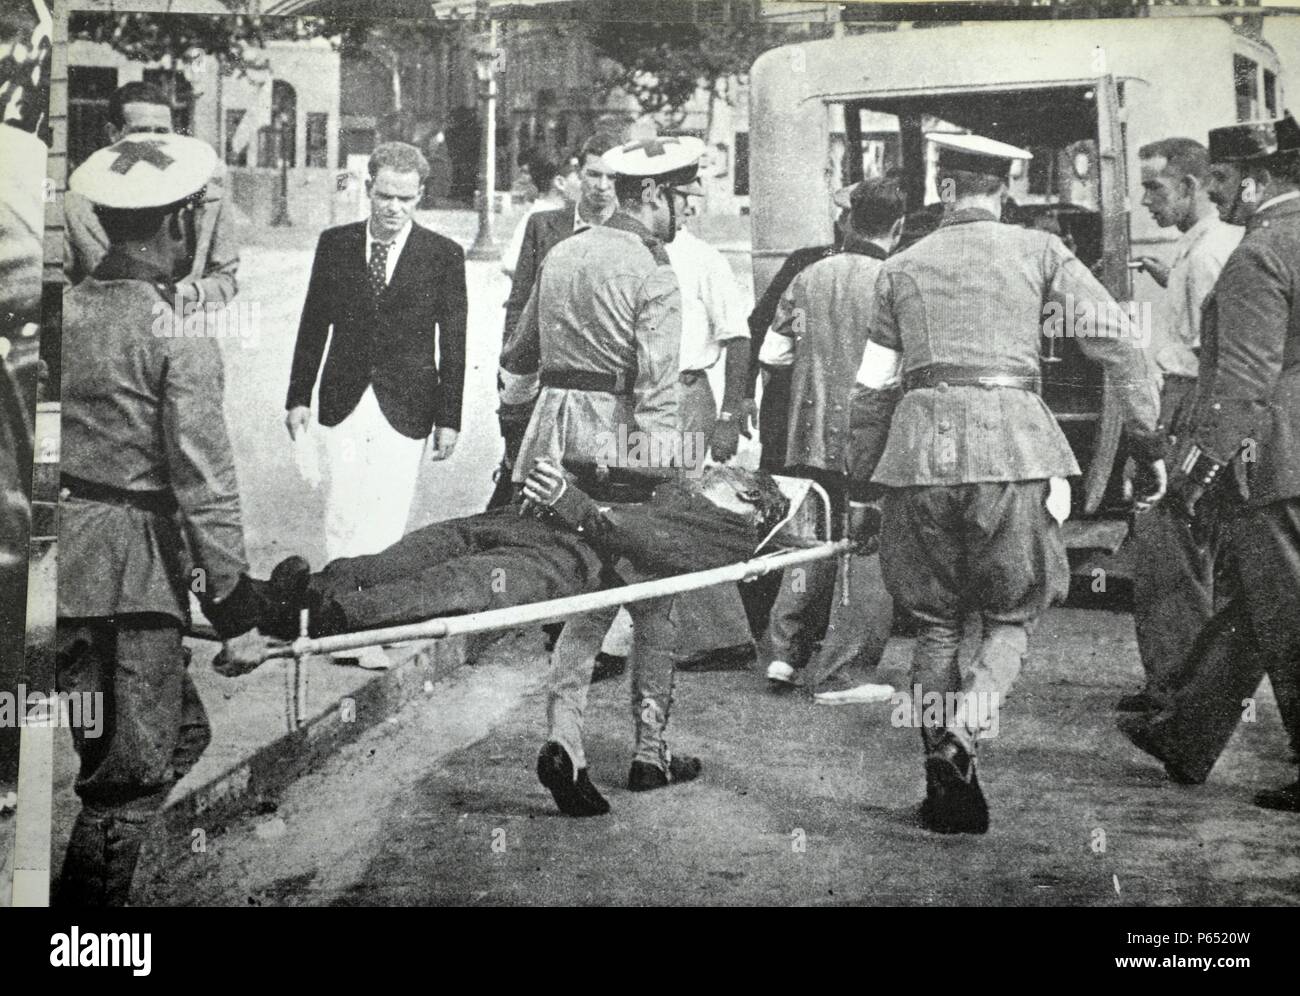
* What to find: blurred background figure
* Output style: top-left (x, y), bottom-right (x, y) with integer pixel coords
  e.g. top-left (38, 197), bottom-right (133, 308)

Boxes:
top-left (0, 0), bottom-right (52, 790)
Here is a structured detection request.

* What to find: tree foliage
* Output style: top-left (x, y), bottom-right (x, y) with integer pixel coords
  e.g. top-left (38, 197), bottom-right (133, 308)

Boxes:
top-left (67, 11), bottom-right (453, 78)
top-left (584, 13), bottom-right (827, 118)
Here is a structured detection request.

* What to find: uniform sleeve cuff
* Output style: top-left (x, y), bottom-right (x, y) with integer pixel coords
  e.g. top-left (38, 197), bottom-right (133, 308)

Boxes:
top-left (204, 575), bottom-right (261, 640)
top-left (548, 483), bottom-right (598, 529)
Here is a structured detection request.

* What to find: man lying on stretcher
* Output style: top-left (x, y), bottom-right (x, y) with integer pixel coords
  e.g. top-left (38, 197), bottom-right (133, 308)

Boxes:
top-left (251, 459), bottom-right (791, 642)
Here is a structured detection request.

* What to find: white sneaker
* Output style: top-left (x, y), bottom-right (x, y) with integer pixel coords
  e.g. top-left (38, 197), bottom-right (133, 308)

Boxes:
top-left (766, 660), bottom-right (797, 686)
top-left (813, 682), bottom-right (896, 706)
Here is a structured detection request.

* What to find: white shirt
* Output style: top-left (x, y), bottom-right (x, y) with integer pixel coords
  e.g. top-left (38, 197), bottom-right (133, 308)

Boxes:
top-left (1154, 213), bottom-right (1242, 378)
top-left (663, 227), bottom-right (749, 373)
top-left (365, 219), bottom-right (414, 286)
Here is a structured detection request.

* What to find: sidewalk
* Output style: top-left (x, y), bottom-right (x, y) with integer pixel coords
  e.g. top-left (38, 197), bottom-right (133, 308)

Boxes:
top-left (49, 626), bottom-right (537, 870)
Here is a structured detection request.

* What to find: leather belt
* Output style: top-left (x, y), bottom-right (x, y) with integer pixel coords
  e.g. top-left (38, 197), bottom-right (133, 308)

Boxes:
top-left (679, 369), bottom-right (709, 387)
top-left (902, 364), bottom-right (1041, 394)
top-left (61, 474), bottom-right (178, 516)
top-left (540, 368), bottom-right (633, 396)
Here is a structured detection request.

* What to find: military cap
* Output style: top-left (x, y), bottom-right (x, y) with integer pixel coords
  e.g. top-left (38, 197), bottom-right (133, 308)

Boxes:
top-left (1208, 111), bottom-right (1300, 164)
top-left (602, 134), bottom-right (706, 186)
top-left (69, 132), bottom-right (216, 210)
top-left (930, 132), bottom-right (1032, 179)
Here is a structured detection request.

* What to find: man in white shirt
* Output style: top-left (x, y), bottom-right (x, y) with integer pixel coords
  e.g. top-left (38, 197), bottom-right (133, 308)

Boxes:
top-left (1122, 137), bottom-right (1243, 712)
top-left (758, 177), bottom-right (903, 695)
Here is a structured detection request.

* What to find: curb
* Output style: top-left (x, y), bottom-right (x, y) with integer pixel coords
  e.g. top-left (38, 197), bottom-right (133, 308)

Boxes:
top-left (157, 630), bottom-right (508, 842)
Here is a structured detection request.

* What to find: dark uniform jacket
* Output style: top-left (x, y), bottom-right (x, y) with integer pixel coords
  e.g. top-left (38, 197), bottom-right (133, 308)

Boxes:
top-left (59, 251), bottom-right (251, 629)
top-left (1182, 195), bottom-right (1300, 507)
top-left (286, 220), bottom-right (468, 437)
top-left (549, 479), bottom-right (767, 579)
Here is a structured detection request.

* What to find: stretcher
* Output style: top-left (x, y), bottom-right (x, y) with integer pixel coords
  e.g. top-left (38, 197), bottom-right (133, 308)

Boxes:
top-left (199, 477), bottom-right (852, 729)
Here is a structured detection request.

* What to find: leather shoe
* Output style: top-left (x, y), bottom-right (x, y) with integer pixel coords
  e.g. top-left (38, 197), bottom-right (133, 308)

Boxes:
top-left (1254, 779), bottom-right (1300, 812)
top-left (536, 741), bottom-right (609, 817)
top-left (920, 741), bottom-right (989, 834)
top-left (1116, 713), bottom-right (1204, 784)
top-left (627, 754), bottom-right (702, 792)
top-left (1115, 691), bottom-right (1162, 713)
top-left (260, 555), bottom-right (311, 640)
top-left (591, 651), bottom-right (627, 684)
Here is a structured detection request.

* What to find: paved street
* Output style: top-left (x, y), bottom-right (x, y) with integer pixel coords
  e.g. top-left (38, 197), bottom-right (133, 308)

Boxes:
top-left (131, 606), bottom-right (1300, 906)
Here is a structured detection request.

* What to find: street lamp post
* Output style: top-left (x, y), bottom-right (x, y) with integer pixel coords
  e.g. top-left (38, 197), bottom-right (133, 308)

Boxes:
top-left (466, 19), bottom-right (501, 261)
top-left (271, 111), bottom-right (291, 227)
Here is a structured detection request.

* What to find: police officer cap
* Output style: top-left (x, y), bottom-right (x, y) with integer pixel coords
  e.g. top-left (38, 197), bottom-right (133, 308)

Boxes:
top-left (1208, 111), bottom-right (1300, 164)
top-left (602, 134), bottom-right (706, 185)
top-left (930, 132), bottom-right (1032, 179)
top-left (69, 132), bottom-right (216, 210)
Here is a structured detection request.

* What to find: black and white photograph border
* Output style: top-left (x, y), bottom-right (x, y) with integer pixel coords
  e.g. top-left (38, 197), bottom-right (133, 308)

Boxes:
top-left (11, 0), bottom-right (1300, 908)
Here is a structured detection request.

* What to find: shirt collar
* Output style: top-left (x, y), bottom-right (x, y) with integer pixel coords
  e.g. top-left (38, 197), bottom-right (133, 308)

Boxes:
top-left (366, 218), bottom-right (413, 254)
top-left (938, 206), bottom-right (1000, 228)
top-left (841, 231), bottom-right (889, 259)
top-left (1171, 210), bottom-right (1222, 261)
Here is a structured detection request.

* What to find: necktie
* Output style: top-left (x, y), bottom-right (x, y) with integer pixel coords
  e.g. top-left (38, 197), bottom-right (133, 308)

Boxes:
top-left (368, 239), bottom-right (390, 301)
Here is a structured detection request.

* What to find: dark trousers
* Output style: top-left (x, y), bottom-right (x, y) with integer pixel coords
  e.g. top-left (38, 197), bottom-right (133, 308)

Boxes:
top-left (54, 613), bottom-right (208, 907)
top-left (313, 507), bottom-right (604, 634)
top-left (1137, 498), bottom-right (1300, 782)
top-left (1130, 504), bottom-right (1224, 702)
top-left (757, 367), bottom-right (791, 473)
top-left (881, 481), bottom-right (1069, 754)
top-left (1131, 374), bottom-right (1225, 701)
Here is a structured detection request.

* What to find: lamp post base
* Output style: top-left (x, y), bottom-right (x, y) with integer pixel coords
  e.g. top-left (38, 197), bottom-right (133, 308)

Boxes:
top-left (466, 190), bottom-right (501, 260)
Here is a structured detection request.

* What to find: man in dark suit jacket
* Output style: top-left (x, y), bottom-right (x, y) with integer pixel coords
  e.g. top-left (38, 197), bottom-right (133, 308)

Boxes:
top-left (286, 142), bottom-right (467, 578)
top-left (1119, 114), bottom-right (1300, 809)
top-left (489, 133), bottom-right (619, 510)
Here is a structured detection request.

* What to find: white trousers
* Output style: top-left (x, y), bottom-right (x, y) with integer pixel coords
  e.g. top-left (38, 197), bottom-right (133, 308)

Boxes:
top-left (322, 387), bottom-right (425, 562)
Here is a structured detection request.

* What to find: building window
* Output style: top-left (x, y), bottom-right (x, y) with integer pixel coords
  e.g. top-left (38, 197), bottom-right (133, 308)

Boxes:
top-left (225, 109), bottom-right (248, 166)
top-left (733, 131), bottom-right (749, 196)
top-left (68, 66), bottom-right (117, 169)
top-left (1234, 55), bottom-right (1259, 122)
top-left (306, 112), bottom-right (329, 168)
top-left (1264, 69), bottom-right (1278, 118)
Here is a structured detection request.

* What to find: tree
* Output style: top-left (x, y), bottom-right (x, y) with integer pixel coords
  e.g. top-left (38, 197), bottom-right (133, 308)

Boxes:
top-left (583, 7), bottom-right (828, 127)
top-left (68, 10), bottom-right (454, 111)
